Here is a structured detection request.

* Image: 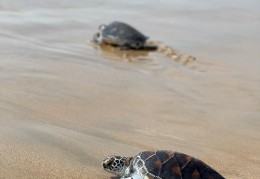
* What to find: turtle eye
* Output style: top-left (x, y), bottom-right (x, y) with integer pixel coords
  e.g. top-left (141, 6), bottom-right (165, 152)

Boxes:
top-left (102, 157), bottom-right (115, 169)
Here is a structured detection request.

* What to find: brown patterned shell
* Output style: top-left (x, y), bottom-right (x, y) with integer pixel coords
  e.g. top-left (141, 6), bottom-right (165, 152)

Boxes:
top-left (137, 150), bottom-right (224, 179)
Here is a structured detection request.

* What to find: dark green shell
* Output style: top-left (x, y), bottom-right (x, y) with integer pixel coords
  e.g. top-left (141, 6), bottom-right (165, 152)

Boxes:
top-left (101, 21), bottom-right (147, 42)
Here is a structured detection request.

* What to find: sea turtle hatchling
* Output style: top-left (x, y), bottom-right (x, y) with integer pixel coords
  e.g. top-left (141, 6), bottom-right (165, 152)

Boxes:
top-left (93, 21), bottom-right (157, 50)
top-left (102, 150), bottom-right (224, 179)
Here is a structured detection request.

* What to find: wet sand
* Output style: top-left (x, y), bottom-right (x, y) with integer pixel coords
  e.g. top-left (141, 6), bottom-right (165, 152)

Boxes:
top-left (0, 0), bottom-right (260, 178)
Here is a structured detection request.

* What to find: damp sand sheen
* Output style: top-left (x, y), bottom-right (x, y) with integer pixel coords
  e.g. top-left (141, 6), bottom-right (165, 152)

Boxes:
top-left (0, 0), bottom-right (260, 179)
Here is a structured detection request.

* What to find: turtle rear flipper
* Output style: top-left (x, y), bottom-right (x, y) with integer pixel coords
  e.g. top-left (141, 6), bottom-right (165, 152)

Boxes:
top-left (189, 159), bottom-right (225, 179)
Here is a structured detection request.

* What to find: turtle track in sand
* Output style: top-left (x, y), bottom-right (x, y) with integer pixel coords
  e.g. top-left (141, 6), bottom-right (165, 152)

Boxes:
top-left (147, 41), bottom-right (196, 65)
top-left (145, 40), bottom-right (206, 72)
top-left (89, 39), bottom-right (205, 72)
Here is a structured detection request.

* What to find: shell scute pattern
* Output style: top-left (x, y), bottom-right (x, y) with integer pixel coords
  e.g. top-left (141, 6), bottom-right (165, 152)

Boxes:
top-left (180, 158), bottom-right (201, 179)
top-left (160, 155), bottom-right (182, 179)
top-left (143, 155), bottom-right (162, 176)
top-left (156, 150), bottom-right (174, 164)
top-left (174, 152), bottom-right (192, 169)
top-left (140, 150), bottom-right (222, 179)
top-left (102, 21), bottom-right (147, 43)
top-left (190, 159), bottom-right (221, 179)
top-left (140, 151), bottom-right (155, 160)
top-left (140, 150), bottom-right (184, 179)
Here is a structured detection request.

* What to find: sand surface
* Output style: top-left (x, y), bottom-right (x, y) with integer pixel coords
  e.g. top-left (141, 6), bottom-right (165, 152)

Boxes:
top-left (0, 0), bottom-right (260, 178)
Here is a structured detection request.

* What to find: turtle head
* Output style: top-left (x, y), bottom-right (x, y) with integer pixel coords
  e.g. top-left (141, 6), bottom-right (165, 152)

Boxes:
top-left (93, 24), bottom-right (107, 43)
top-left (102, 155), bottom-right (133, 177)
top-left (92, 32), bottom-right (103, 43)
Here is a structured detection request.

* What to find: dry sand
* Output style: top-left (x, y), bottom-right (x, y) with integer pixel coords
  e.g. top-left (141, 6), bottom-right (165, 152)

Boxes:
top-left (0, 0), bottom-right (260, 178)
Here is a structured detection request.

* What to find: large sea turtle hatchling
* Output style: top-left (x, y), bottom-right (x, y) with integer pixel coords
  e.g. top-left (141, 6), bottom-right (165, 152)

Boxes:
top-left (93, 21), bottom-right (157, 50)
top-left (102, 150), bottom-right (224, 179)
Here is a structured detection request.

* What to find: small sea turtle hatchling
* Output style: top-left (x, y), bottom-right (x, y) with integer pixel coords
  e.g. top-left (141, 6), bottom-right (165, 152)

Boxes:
top-left (102, 150), bottom-right (224, 179)
top-left (93, 21), bottom-right (157, 50)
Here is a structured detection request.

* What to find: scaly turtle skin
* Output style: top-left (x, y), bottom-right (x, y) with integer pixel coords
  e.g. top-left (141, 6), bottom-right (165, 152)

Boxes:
top-left (93, 21), bottom-right (149, 50)
top-left (102, 150), bottom-right (224, 179)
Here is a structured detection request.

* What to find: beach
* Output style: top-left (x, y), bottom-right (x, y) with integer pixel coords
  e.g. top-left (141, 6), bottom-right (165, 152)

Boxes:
top-left (0, 0), bottom-right (260, 178)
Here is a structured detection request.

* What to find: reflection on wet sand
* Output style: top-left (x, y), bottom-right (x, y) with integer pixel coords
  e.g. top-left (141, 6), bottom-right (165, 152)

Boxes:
top-left (91, 41), bottom-right (152, 62)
